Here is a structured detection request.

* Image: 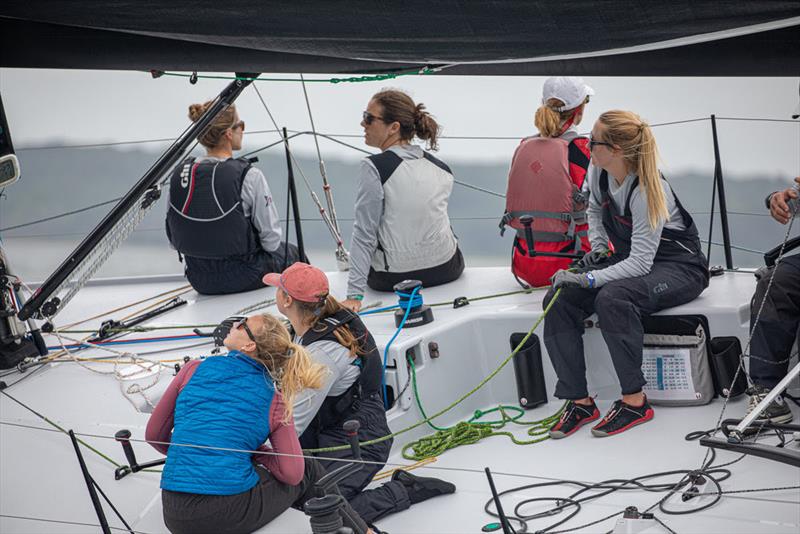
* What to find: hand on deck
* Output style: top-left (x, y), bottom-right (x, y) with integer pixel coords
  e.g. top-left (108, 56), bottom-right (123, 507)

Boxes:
top-left (341, 298), bottom-right (363, 313)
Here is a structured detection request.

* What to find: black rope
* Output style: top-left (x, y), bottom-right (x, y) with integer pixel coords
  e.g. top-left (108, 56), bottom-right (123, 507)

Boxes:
top-left (0, 197), bottom-right (123, 232)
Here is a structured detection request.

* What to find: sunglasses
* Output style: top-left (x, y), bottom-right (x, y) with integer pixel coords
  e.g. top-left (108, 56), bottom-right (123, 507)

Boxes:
top-left (362, 111), bottom-right (386, 125)
top-left (231, 120), bottom-right (245, 131)
top-left (588, 136), bottom-right (613, 150)
top-left (235, 319), bottom-right (256, 343)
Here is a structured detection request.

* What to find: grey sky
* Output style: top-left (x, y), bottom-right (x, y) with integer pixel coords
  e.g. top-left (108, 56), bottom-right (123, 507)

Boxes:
top-left (1, 69), bottom-right (798, 179)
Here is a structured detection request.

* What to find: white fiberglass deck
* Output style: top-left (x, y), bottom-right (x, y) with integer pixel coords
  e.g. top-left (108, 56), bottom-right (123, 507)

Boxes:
top-left (1, 267), bottom-right (798, 533)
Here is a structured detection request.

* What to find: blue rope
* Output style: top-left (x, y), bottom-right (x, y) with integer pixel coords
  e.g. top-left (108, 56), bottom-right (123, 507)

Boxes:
top-left (359, 304), bottom-right (400, 316)
top-left (396, 290), bottom-right (424, 311)
top-left (381, 285), bottom-right (421, 409)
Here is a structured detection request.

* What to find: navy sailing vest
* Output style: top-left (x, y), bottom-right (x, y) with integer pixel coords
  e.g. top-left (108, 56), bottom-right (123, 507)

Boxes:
top-left (599, 170), bottom-right (709, 280)
top-left (297, 309), bottom-right (382, 432)
top-left (166, 157), bottom-right (261, 259)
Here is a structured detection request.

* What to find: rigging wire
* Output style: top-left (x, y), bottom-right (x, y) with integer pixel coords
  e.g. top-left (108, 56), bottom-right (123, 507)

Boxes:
top-left (249, 84), bottom-right (347, 255)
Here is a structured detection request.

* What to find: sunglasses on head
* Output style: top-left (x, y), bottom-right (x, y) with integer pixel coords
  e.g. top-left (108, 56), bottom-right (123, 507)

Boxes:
top-left (362, 111), bottom-right (386, 125)
top-left (588, 136), bottom-right (613, 150)
top-left (235, 319), bottom-right (256, 342)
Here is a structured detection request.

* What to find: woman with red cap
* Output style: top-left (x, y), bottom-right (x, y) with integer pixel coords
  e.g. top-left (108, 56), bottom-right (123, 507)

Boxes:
top-left (264, 262), bottom-right (456, 527)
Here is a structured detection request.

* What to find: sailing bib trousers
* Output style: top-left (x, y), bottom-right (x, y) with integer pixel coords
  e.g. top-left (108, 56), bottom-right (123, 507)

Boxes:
top-left (542, 262), bottom-right (708, 399)
top-left (749, 254), bottom-right (800, 389)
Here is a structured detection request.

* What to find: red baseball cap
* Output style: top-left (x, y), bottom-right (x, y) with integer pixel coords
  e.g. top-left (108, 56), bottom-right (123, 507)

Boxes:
top-left (262, 262), bottom-right (329, 303)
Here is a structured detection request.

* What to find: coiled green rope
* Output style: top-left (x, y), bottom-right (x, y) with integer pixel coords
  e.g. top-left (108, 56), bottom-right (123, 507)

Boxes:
top-left (401, 355), bottom-right (564, 461)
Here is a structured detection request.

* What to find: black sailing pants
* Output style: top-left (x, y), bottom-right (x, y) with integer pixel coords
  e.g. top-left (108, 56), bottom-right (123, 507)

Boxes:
top-left (161, 457), bottom-right (368, 534)
top-left (185, 243), bottom-right (301, 295)
top-left (306, 395), bottom-right (411, 525)
top-left (543, 261), bottom-right (708, 399)
top-left (749, 254), bottom-right (800, 389)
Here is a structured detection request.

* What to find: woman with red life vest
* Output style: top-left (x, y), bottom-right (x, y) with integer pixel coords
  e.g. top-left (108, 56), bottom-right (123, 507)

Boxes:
top-left (264, 262), bottom-right (456, 527)
top-left (545, 110), bottom-right (708, 439)
top-left (165, 100), bottom-right (301, 295)
top-left (501, 77), bottom-right (594, 287)
top-left (145, 313), bottom-right (371, 534)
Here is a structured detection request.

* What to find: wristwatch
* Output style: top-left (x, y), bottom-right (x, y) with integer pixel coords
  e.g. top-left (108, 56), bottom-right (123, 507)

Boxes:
top-left (347, 294), bottom-right (364, 301)
top-left (586, 272), bottom-right (596, 288)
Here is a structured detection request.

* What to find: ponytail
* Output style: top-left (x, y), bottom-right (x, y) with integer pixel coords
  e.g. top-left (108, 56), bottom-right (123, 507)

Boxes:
top-left (296, 295), bottom-right (363, 358)
top-left (598, 110), bottom-right (669, 230)
top-left (413, 102), bottom-right (440, 151)
top-left (534, 98), bottom-right (586, 138)
top-left (636, 124), bottom-right (669, 230)
top-left (278, 341), bottom-right (325, 422)
top-left (251, 314), bottom-right (327, 423)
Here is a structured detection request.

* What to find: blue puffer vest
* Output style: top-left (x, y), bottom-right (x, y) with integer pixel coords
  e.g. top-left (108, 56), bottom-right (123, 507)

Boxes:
top-left (161, 351), bottom-right (274, 495)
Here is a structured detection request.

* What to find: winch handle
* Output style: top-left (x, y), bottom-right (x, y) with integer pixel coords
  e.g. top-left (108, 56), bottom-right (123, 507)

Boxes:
top-left (343, 420), bottom-right (361, 460)
top-left (519, 216), bottom-right (536, 257)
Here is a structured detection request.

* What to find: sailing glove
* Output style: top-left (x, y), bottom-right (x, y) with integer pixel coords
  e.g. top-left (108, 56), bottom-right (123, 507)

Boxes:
top-left (551, 269), bottom-right (595, 289)
top-left (212, 315), bottom-right (247, 347)
top-left (573, 247), bottom-right (611, 270)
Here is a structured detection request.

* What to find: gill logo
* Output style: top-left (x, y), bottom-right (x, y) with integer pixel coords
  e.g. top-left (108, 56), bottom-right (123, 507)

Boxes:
top-left (180, 162), bottom-right (191, 188)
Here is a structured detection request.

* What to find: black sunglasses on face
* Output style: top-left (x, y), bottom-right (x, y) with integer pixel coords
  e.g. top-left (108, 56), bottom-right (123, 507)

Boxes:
top-left (588, 136), bottom-right (613, 150)
top-left (362, 111), bottom-right (386, 125)
top-left (235, 319), bottom-right (256, 343)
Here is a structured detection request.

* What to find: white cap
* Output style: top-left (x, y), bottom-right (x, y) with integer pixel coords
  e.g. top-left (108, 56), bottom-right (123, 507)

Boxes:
top-left (542, 77), bottom-right (595, 112)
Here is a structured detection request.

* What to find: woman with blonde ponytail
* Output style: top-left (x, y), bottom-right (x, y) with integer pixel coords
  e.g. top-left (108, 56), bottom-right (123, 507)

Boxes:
top-left (544, 109), bottom-right (709, 440)
top-left (264, 262), bottom-right (456, 526)
top-left (342, 88), bottom-right (464, 313)
top-left (504, 77), bottom-right (594, 287)
top-left (145, 312), bottom-right (370, 534)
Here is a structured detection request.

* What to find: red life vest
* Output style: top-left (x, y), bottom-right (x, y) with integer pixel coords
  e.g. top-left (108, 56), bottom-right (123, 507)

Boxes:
top-left (500, 132), bottom-right (591, 287)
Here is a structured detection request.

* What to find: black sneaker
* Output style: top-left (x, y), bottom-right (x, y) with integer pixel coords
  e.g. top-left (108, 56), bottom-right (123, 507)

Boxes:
top-left (591, 397), bottom-right (654, 437)
top-left (391, 469), bottom-right (455, 505)
top-left (744, 385), bottom-right (794, 428)
top-left (549, 400), bottom-right (600, 439)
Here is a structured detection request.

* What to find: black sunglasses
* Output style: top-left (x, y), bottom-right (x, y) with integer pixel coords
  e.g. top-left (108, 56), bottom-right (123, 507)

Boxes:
top-left (235, 319), bottom-right (256, 343)
top-left (588, 136), bottom-right (613, 150)
top-left (362, 111), bottom-right (386, 125)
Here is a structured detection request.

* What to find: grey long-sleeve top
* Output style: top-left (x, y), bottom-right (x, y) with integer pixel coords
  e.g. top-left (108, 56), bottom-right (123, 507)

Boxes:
top-left (195, 156), bottom-right (283, 252)
top-left (585, 164), bottom-right (686, 287)
top-left (291, 339), bottom-right (361, 436)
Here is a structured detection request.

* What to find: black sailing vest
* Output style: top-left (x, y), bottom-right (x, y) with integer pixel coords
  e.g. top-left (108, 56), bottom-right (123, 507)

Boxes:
top-left (166, 157), bottom-right (261, 259)
top-left (297, 309), bottom-right (383, 432)
top-left (599, 170), bottom-right (709, 281)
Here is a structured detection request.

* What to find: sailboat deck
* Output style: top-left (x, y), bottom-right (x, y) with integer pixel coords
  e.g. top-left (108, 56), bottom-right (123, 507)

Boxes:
top-left (1, 267), bottom-right (798, 533)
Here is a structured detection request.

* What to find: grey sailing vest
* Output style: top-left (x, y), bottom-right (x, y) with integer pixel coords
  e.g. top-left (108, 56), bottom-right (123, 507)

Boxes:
top-left (367, 150), bottom-right (458, 273)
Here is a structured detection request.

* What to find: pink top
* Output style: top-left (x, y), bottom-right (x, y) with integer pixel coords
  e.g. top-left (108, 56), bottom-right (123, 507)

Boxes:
top-left (145, 359), bottom-right (305, 485)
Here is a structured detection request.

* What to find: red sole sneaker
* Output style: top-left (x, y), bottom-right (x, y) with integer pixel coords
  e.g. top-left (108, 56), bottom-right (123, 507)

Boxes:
top-left (549, 409), bottom-right (600, 439)
top-left (591, 407), bottom-right (654, 437)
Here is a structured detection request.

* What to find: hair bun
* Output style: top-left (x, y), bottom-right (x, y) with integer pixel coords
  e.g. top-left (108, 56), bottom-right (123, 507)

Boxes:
top-left (188, 102), bottom-right (211, 122)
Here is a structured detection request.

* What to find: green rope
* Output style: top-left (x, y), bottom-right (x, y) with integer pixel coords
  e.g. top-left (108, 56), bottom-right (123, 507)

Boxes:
top-left (401, 354), bottom-right (564, 461)
top-left (158, 67), bottom-right (435, 85)
top-left (304, 288), bottom-right (562, 454)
